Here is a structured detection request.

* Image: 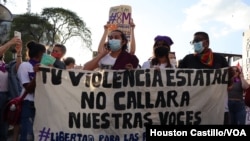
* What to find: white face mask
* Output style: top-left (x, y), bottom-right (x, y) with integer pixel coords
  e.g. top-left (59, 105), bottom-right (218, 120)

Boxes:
top-left (108, 39), bottom-right (121, 51)
top-left (170, 59), bottom-right (177, 66)
top-left (193, 41), bottom-right (204, 54)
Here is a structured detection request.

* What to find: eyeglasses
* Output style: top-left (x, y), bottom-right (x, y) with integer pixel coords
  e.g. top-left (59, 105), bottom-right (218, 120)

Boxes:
top-left (190, 38), bottom-right (206, 45)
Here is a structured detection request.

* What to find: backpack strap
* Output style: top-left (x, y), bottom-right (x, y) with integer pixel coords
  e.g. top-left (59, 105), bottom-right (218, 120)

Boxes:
top-left (6, 60), bottom-right (22, 100)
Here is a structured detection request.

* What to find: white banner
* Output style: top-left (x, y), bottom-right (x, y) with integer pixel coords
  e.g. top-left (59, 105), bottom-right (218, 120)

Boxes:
top-left (34, 67), bottom-right (228, 141)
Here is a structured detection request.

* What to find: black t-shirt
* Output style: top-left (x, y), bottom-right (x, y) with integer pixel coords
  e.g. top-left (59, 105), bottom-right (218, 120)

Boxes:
top-left (53, 59), bottom-right (66, 69)
top-left (179, 53), bottom-right (228, 69)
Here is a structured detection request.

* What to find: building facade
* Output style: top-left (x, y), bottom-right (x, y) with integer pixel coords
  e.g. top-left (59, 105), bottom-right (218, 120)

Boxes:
top-left (243, 27), bottom-right (250, 80)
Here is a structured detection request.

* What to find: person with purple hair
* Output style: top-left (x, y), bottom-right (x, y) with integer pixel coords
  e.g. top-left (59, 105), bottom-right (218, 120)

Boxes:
top-left (141, 35), bottom-right (175, 69)
top-left (153, 35), bottom-right (174, 50)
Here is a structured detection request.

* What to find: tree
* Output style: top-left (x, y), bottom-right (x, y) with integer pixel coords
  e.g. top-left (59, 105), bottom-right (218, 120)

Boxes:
top-left (4, 13), bottom-right (54, 62)
top-left (10, 13), bottom-right (54, 44)
top-left (41, 7), bottom-right (92, 51)
top-left (0, 0), bottom-right (7, 3)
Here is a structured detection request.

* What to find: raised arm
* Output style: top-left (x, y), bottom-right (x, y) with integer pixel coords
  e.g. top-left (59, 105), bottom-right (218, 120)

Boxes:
top-left (98, 22), bottom-right (110, 54)
top-left (0, 37), bottom-right (21, 57)
top-left (240, 73), bottom-right (249, 90)
top-left (129, 18), bottom-right (136, 55)
top-left (15, 39), bottom-right (23, 71)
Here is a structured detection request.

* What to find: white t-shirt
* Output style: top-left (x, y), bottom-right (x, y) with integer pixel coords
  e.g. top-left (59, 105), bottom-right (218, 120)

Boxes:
top-left (17, 62), bottom-right (34, 101)
top-left (98, 54), bottom-right (117, 70)
top-left (141, 60), bottom-right (175, 69)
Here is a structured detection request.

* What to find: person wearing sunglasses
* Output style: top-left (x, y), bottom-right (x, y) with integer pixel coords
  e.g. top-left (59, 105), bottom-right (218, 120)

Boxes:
top-left (178, 31), bottom-right (229, 125)
top-left (179, 31), bottom-right (228, 69)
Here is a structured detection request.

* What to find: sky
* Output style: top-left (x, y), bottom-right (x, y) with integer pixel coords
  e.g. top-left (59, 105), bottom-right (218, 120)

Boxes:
top-left (2, 0), bottom-right (250, 66)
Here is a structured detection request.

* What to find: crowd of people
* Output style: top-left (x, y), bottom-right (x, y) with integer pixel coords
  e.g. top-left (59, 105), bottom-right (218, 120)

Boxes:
top-left (0, 19), bottom-right (249, 141)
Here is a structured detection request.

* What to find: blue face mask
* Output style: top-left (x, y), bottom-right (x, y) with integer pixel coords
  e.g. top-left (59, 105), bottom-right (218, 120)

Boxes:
top-left (108, 39), bottom-right (121, 51)
top-left (193, 41), bottom-right (204, 54)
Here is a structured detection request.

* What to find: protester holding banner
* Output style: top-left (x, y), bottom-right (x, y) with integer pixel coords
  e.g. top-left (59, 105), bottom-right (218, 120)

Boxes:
top-left (83, 29), bottom-right (139, 70)
top-left (228, 66), bottom-right (249, 125)
top-left (178, 31), bottom-right (229, 124)
top-left (0, 37), bottom-right (22, 141)
top-left (141, 35), bottom-right (175, 69)
top-left (98, 19), bottom-right (136, 55)
top-left (51, 44), bottom-right (67, 69)
top-left (178, 32), bottom-right (228, 69)
top-left (17, 41), bottom-right (46, 141)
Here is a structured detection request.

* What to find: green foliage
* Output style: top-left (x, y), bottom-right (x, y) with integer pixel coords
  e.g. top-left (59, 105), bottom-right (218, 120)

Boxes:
top-left (10, 13), bottom-right (54, 44)
top-left (41, 7), bottom-right (92, 51)
top-left (4, 13), bottom-right (54, 62)
top-left (4, 8), bottom-right (92, 62)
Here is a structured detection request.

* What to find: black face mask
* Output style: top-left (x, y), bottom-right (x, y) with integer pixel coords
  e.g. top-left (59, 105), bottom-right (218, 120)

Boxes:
top-left (154, 47), bottom-right (169, 58)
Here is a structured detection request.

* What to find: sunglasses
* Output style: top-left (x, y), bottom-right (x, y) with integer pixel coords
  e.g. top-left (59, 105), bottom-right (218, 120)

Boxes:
top-left (190, 38), bottom-right (206, 45)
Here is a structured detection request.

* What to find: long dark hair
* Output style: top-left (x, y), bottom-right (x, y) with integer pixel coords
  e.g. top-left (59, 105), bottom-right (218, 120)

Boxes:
top-left (228, 66), bottom-right (241, 87)
top-left (26, 40), bottom-right (46, 60)
top-left (151, 56), bottom-right (172, 68)
top-left (151, 46), bottom-right (172, 68)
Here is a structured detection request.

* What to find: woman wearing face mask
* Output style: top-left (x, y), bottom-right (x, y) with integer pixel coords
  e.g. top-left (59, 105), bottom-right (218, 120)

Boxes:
top-left (97, 19), bottom-right (136, 55)
top-left (141, 35), bottom-right (175, 69)
top-left (83, 30), bottom-right (139, 70)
